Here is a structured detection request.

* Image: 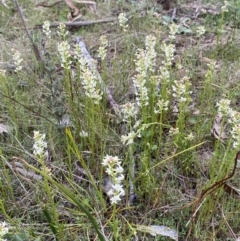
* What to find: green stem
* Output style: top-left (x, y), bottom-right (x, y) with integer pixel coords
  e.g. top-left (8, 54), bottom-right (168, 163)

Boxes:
top-left (18, 159), bottom-right (107, 241)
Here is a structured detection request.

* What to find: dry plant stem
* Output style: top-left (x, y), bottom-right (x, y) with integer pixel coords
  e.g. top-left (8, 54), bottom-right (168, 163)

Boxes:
top-left (13, 0), bottom-right (42, 63)
top-left (35, 18), bottom-right (117, 29)
top-left (128, 145), bottom-right (135, 206)
top-left (220, 206), bottom-right (236, 238)
top-left (186, 151), bottom-right (240, 239)
top-left (36, 0), bottom-right (96, 8)
top-left (197, 151), bottom-right (239, 202)
top-left (74, 37), bottom-right (121, 116)
top-left (0, 91), bottom-right (55, 125)
top-left (35, 0), bottom-right (63, 7)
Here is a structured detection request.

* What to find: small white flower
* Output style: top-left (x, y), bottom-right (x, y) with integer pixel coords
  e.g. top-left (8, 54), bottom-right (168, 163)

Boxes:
top-left (0, 221), bottom-right (9, 237)
top-left (216, 99), bottom-right (231, 116)
top-left (169, 22), bottom-right (178, 40)
top-left (153, 12), bottom-right (162, 21)
top-left (116, 174), bottom-right (124, 182)
top-left (145, 35), bottom-right (156, 72)
top-left (98, 35), bottom-right (108, 60)
top-left (154, 99), bottom-right (169, 113)
top-left (102, 155), bottom-right (125, 204)
top-left (118, 13), bottom-right (129, 32)
top-left (121, 131), bottom-right (136, 145)
top-left (33, 131), bottom-right (48, 158)
top-left (43, 21), bottom-right (51, 39)
top-left (169, 127), bottom-right (179, 136)
top-left (161, 42), bottom-right (175, 67)
top-left (221, 1), bottom-right (229, 12)
top-left (133, 120), bottom-right (141, 130)
top-left (159, 65), bottom-right (170, 82)
top-left (75, 47), bottom-right (102, 104)
top-left (184, 132), bottom-right (195, 141)
top-left (196, 26), bottom-right (206, 38)
top-left (110, 194), bottom-right (122, 204)
top-left (172, 77), bottom-right (192, 103)
top-left (12, 49), bottom-right (23, 72)
top-left (115, 165), bottom-right (124, 174)
top-left (58, 41), bottom-right (72, 70)
top-left (102, 155), bottom-right (120, 167)
top-left (58, 22), bottom-right (68, 38)
top-left (121, 102), bottom-right (138, 122)
top-left (79, 130), bottom-right (89, 137)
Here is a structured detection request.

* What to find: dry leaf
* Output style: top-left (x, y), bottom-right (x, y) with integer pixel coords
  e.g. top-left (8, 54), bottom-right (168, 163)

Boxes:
top-left (211, 114), bottom-right (228, 143)
top-left (2, 0), bottom-right (9, 8)
top-left (59, 114), bottom-right (74, 128)
top-left (136, 224), bottom-right (178, 240)
top-left (7, 161), bottom-right (42, 181)
top-left (0, 123), bottom-right (9, 134)
top-left (223, 183), bottom-right (240, 198)
top-left (15, 166), bottom-right (42, 180)
top-left (65, 0), bottom-right (80, 21)
top-left (73, 0), bottom-right (96, 5)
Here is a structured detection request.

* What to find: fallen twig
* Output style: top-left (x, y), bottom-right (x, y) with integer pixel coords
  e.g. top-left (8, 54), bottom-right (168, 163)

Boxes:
top-left (35, 18), bottom-right (117, 29)
top-left (13, 0), bottom-right (43, 63)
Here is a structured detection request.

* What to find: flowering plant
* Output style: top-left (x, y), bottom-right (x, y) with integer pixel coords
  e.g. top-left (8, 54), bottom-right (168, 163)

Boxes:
top-left (102, 155), bottom-right (125, 204)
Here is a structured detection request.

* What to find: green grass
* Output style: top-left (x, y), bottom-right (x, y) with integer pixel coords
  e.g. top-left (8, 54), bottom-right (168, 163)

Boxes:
top-left (1, 0), bottom-right (240, 240)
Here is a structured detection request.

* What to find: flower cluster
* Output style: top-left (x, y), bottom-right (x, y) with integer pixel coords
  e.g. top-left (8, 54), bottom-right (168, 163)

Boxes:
top-left (172, 76), bottom-right (192, 103)
top-left (161, 42), bottom-right (175, 67)
top-left (133, 35), bottom-right (157, 107)
top-left (12, 49), bottom-right (23, 73)
top-left (75, 45), bottom-right (102, 104)
top-left (102, 155), bottom-right (125, 204)
top-left (196, 26), bottom-right (206, 38)
top-left (216, 99), bottom-right (231, 116)
top-left (216, 99), bottom-right (240, 148)
top-left (58, 41), bottom-right (72, 70)
top-left (120, 102), bottom-right (138, 122)
top-left (118, 13), bottom-right (129, 32)
top-left (159, 65), bottom-right (170, 83)
top-left (43, 21), bottom-right (51, 39)
top-left (33, 131), bottom-right (48, 158)
top-left (133, 49), bottom-right (149, 106)
top-left (228, 111), bottom-right (240, 148)
top-left (81, 64), bottom-right (103, 104)
top-left (145, 35), bottom-right (157, 72)
top-left (57, 23), bottom-right (68, 39)
top-left (121, 131), bottom-right (136, 146)
top-left (154, 99), bottom-right (169, 114)
top-left (169, 127), bottom-right (179, 136)
top-left (221, 1), bottom-right (229, 12)
top-left (184, 132), bottom-right (195, 141)
top-left (169, 22), bottom-right (178, 40)
top-left (79, 130), bottom-right (89, 137)
top-left (0, 221), bottom-right (9, 241)
top-left (205, 61), bottom-right (216, 82)
top-left (98, 35), bottom-right (108, 60)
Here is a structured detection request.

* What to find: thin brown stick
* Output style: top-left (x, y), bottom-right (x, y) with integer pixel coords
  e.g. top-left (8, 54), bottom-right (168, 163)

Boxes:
top-left (198, 151), bottom-right (239, 201)
top-left (13, 0), bottom-right (43, 62)
top-left (185, 151), bottom-right (240, 240)
top-left (35, 18), bottom-right (117, 29)
top-left (0, 91), bottom-right (55, 125)
top-left (35, 0), bottom-right (63, 7)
